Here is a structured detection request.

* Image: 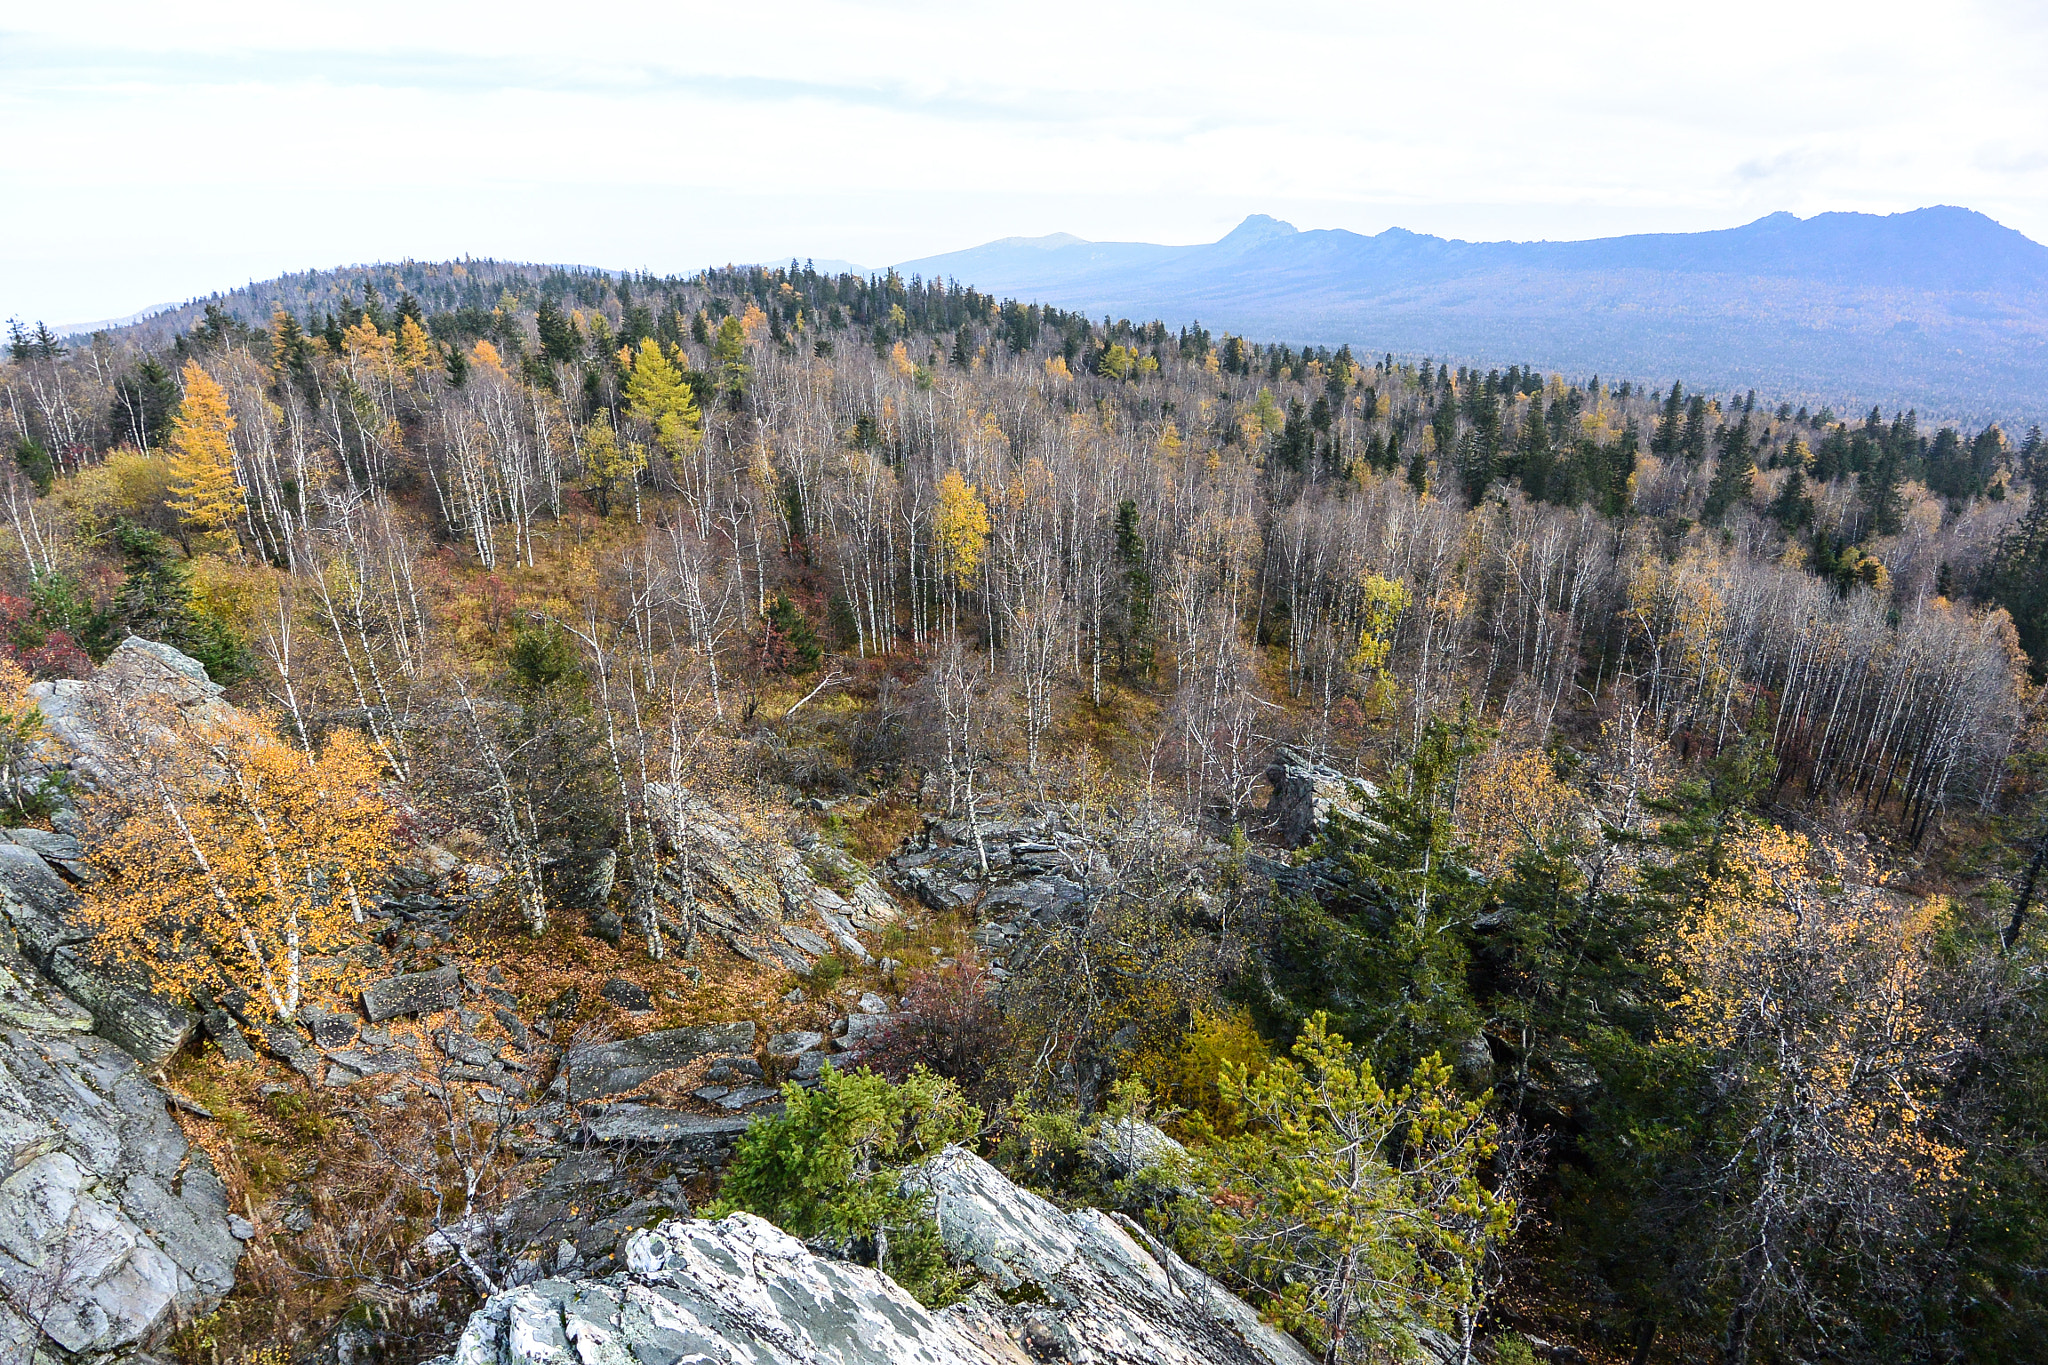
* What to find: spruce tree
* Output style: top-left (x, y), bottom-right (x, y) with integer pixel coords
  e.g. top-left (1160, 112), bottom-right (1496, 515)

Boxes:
top-left (1702, 416), bottom-right (1756, 525)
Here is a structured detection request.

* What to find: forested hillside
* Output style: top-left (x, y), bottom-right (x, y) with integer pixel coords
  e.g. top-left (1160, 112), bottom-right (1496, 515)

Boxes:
top-left (5, 258), bottom-right (2048, 1365)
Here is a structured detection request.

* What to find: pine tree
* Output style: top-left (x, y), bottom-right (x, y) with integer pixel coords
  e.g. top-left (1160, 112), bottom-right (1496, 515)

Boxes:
top-left (1520, 394), bottom-right (1553, 501)
top-left (1111, 500), bottom-right (1153, 678)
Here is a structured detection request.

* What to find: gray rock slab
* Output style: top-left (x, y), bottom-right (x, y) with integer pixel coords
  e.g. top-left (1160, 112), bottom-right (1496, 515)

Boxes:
top-left (766, 1030), bottom-right (824, 1058)
top-left (362, 965), bottom-right (460, 1022)
top-left (0, 846), bottom-right (194, 1064)
top-left (446, 1213), bottom-right (1025, 1365)
top-left (552, 1022), bottom-right (757, 1102)
top-left (0, 981), bottom-right (241, 1361)
top-left (447, 1148), bottom-right (1333, 1365)
top-left (574, 1104), bottom-right (753, 1147)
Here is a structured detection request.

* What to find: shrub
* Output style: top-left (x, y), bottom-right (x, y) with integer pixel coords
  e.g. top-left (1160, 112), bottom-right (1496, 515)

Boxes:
top-left (859, 959), bottom-right (1011, 1103)
top-left (716, 1064), bottom-right (981, 1306)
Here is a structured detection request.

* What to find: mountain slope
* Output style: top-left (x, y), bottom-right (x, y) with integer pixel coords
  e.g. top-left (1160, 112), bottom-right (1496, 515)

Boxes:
top-left (896, 209), bottom-right (2048, 422)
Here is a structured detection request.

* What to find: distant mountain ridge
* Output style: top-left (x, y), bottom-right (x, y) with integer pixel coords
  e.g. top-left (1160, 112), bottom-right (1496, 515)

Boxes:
top-left (896, 208), bottom-right (2048, 423)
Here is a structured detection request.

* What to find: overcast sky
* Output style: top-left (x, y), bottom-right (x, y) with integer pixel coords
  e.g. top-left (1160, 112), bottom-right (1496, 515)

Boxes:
top-left (6, 0), bottom-right (2047, 326)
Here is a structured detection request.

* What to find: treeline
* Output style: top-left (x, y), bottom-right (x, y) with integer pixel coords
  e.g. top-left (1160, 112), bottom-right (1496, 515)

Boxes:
top-left (2, 261), bottom-right (2039, 833)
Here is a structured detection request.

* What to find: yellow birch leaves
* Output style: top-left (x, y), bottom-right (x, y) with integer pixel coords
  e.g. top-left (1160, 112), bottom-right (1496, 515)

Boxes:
top-left (83, 707), bottom-right (394, 1021)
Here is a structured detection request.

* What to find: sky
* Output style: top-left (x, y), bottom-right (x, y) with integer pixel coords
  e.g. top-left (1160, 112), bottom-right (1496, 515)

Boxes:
top-left (5, 0), bottom-right (2048, 326)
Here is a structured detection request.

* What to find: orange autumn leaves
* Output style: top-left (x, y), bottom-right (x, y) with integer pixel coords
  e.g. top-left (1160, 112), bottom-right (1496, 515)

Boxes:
top-left (81, 703), bottom-right (394, 1022)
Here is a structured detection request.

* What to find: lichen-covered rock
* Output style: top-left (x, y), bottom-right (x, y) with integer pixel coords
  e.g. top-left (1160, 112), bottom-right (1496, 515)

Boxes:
top-left (27, 636), bottom-right (236, 796)
top-left (1263, 747), bottom-right (1378, 848)
top-left (641, 785), bottom-right (899, 971)
top-left (550, 1021), bottom-right (757, 1102)
top-left (445, 1146), bottom-right (1315, 1365)
top-left (447, 1213), bottom-right (1027, 1365)
top-left (362, 965), bottom-right (461, 1022)
top-left (0, 931), bottom-right (240, 1363)
top-left (904, 1146), bottom-right (1315, 1365)
top-left (0, 844), bottom-right (194, 1065)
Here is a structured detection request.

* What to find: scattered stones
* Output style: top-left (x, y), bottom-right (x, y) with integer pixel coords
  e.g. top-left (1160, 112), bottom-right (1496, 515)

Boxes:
top-left (493, 1006), bottom-right (533, 1052)
top-left (838, 1012), bottom-right (893, 1051)
top-left (362, 964), bottom-right (461, 1022)
top-left (714, 1084), bottom-right (780, 1109)
top-left (201, 1009), bottom-right (256, 1062)
top-left (856, 991), bottom-right (891, 1015)
top-left (304, 1007), bottom-right (359, 1049)
top-left (437, 1032), bottom-right (499, 1068)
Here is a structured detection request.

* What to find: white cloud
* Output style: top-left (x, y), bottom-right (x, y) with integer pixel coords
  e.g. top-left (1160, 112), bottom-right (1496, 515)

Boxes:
top-left (4, 0), bottom-right (2046, 321)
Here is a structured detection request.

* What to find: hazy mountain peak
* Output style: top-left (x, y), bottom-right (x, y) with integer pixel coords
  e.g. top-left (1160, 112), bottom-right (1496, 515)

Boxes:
top-left (1219, 213), bottom-right (1299, 245)
top-left (893, 205), bottom-right (2048, 419)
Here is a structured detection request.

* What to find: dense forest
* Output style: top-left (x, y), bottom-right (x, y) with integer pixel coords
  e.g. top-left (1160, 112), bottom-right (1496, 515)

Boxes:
top-left (7, 257), bottom-right (2048, 1365)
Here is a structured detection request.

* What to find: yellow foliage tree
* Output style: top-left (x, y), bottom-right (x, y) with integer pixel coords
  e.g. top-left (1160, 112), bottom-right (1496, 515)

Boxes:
top-left (623, 338), bottom-right (702, 459)
top-left (396, 315), bottom-right (437, 372)
top-left (580, 416), bottom-right (648, 518)
top-left (1659, 824), bottom-right (1967, 1340)
top-left (1347, 572), bottom-right (1412, 714)
top-left (933, 469), bottom-right (989, 592)
top-left (165, 363), bottom-right (247, 541)
top-left (0, 660), bottom-right (47, 816)
top-left (1456, 745), bottom-right (1588, 878)
top-left (82, 708), bottom-right (394, 1022)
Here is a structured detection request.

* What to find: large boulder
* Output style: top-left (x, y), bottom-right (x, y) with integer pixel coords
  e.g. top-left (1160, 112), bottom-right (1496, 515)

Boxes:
top-left (445, 1212), bottom-right (1026, 1365)
top-left (361, 965), bottom-right (462, 1023)
top-left (904, 1146), bottom-right (1314, 1365)
top-left (443, 1146), bottom-right (1316, 1365)
top-left (1263, 747), bottom-right (1378, 848)
top-left (28, 636), bottom-right (236, 796)
top-left (0, 929), bottom-right (240, 1363)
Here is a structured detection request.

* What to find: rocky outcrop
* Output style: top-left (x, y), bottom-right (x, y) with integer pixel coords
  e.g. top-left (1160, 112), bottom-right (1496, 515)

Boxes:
top-left (28, 636), bottom-right (236, 797)
top-left (0, 844), bottom-right (195, 1065)
top-left (0, 640), bottom-right (257, 1363)
top-left (1263, 747), bottom-right (1378, 848)
top-left (0, 924), bottom-right (241, 1363)
top-left (642, 786), bottom-right (903, 974)
top-left (904, 1147), bottom-right (1313, 1365)
top-left (446, 1212), bottom-right (1026, 1365)
top-left (444, 1145), bottom-right (1314, 1365)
